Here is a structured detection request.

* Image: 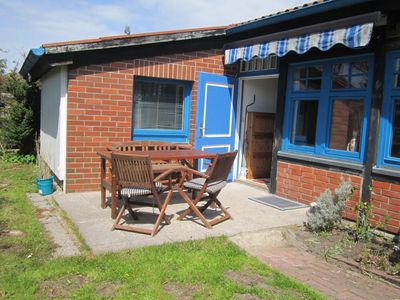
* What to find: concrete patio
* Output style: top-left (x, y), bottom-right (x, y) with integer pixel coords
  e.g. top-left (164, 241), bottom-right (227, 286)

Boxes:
top-left (54, 182), bottom-right (308, 254)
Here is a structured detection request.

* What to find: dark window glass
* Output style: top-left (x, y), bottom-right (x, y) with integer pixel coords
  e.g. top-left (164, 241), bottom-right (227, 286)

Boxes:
top-left (352, 61), bottom-right (368, 75)
top-left (393, 58), bottom-right (400, 88)
top-left (391, 101), bottom-right (400, 158)
top-left (294, 67), bottom-right (308, 79)
top-left (293, 65), bottom-right (322, 91)
top-left (350, 76), bottom-right (368, 89)
top-left (293, 80), bottom-right (307, 91)
top-left (134, 80), bottom-right (184, 130)
top-left (291, 100), bottom-right (318, 146)
top-left (308, 66), bottom-right (323, 77)
top-left (308, 79), bottom-right (322, 90)
top-left (329, 100), bottom-right (364, 151)
top-left (332, 61), bottom-right (368, 89)
top-left (332, 63), bottom-right (349, 76)
top-left (332, 75), bottom-right (349, 89)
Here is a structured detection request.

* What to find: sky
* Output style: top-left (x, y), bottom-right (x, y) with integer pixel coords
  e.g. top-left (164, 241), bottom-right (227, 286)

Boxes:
top-left (0, 0), bottom-right (309, 70)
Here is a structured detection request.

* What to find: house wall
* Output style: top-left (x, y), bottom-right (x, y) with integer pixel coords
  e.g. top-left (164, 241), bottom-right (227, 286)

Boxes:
top-left (276, 161), bottom-right (362, 221)
top-left (371, 180), bottom-right (400, 233)
top-left (66, 49), bottom-right (230, 192)
top-left (40, 66), bottom-right (68, 181)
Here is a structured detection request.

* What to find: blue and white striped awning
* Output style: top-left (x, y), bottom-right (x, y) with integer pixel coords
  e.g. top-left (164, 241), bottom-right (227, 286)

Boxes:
top-left (224, 23), bottom-right (373, 65)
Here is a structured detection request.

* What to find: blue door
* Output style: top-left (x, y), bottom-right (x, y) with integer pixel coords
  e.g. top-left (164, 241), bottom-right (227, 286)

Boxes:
top-left (195, 72), bottom-right (238, 177)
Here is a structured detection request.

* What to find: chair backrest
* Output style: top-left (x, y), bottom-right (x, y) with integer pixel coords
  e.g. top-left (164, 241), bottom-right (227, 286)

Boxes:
top-left (206, 151), bottom-right (238, 183)
top-left (108, 141), bottom-right (192, 152)
top-left (111, 153), bottom-right (154, 189)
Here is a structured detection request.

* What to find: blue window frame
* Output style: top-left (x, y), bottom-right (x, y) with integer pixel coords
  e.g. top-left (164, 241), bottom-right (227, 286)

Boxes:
top-left (132, 76), bottom-right (192, 142)
top-left (377, 50), bottom-right (400, 168)
top-left (282, 54), bottom-right (374, 163)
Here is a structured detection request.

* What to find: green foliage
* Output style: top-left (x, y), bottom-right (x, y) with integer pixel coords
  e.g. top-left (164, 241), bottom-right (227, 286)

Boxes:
top-left (0, 152), bottom-right (35, 164)
top-left (2, 70), bottom-right (28, 101)
top-left (354, 201), bottom-right (373, 241)
top-left (306, 179), bottom-right (353, 233)
top-left (0, 64), bottom-right (40, 154)
top-left (0, 101), bottom-right (33, 150)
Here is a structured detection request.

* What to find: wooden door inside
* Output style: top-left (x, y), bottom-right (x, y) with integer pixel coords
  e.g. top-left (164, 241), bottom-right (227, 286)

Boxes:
top-left (245, 112), bottom-right (275, 179)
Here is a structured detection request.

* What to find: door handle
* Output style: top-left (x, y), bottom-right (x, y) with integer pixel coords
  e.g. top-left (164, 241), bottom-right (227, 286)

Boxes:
top-left (199, 123), bottom-right (205, 138)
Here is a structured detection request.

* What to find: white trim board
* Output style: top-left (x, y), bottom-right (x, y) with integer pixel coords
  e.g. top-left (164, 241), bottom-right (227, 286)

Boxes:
top-left (202, 82), bottom-right (234, 138)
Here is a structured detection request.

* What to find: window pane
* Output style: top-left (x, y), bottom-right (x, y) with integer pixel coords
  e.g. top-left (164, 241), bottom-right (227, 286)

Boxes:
top-left (352, 61), bottom-right (368, 75)
top-left (291, 100), bottom-right (318, 146)
top-left (308, 79), bottom-right (322, 90)
top-left (332, 61), bottom-right (368, 89)
top-left (133, 81), bottom-right (184, 130)
top-left (329, 100), bottom-right (364, 151)
top-left (294, 67), bottom-right (307, 79)
top-left (308, 66), bottom-right (323, 77)
top-left (293, 65), bottom-right (322, 90)
top-left (293, 80), bottom-right (307, 91)
top-left (391, 101), bottom-right (400, 158)
top-left (394, 58), bottom-right (400, 88)
top-left (332, 76), bottom-right (348, 89)
top-left (350, 75), bottom-right (368, 88)
top-left (333, 63), bottom-right (349, 76)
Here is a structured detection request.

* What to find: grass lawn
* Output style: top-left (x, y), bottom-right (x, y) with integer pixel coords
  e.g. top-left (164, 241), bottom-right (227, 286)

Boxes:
top-left (0, 161), bottom-right (325, 299)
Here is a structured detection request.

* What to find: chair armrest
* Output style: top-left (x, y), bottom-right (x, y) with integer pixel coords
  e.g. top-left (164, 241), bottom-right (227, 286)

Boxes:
top-left (183, 168), bottom-right (209, 179)
top-left (97, 150), bottom-right (111, 161)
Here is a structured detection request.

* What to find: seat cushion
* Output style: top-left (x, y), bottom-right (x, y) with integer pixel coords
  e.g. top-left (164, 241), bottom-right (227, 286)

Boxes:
top-left (121, 182), bottom-right (164, 197)
top-left (184, 178), bottom-right (227, 194)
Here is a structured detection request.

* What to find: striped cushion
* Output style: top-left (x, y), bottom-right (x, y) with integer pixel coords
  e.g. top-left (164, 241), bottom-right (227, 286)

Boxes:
top-left (121, 182), bottom-right (164, 197)
top-left (184, 178), bottom-right (227, 194)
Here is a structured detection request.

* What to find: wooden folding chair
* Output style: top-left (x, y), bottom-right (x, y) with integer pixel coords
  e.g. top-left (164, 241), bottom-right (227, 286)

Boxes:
top-left (177, 151), bottom-right (238, 229)
top-left (111, 153), bottom-right (182, 236)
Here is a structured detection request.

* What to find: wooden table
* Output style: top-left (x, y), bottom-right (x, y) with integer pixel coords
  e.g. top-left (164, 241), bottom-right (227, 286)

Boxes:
top-left (97, 149), bottom-right (216, 219)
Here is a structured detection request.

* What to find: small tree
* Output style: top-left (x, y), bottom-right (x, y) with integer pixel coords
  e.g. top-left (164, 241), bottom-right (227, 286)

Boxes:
top-left (0, 101), bottom-right (33, 151)
top-left (0, 58), bottom-right (40, 154)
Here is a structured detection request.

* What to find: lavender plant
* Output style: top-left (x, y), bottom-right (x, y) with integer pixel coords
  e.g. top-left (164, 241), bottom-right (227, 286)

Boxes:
top-left (306, 179), bottom-right (353, 232)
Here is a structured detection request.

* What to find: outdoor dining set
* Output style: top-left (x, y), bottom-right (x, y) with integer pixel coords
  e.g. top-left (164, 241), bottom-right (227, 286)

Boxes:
top-left (97, 141), bottom-right (237, 236)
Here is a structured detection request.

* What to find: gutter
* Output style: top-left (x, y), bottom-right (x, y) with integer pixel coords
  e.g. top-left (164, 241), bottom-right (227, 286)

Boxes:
top-left (226, 0), bottom-right (374, 35)
top-left (19, 48), bottom-right (45, 79)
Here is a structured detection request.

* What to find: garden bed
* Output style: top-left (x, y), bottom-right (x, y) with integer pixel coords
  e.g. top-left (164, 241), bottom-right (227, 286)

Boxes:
top-left (291, 225), bottom-right (400, 286)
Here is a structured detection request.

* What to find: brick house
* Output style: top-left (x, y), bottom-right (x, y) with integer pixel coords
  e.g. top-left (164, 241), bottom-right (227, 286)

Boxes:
top-left (21, 0), bottom-right (400, 234)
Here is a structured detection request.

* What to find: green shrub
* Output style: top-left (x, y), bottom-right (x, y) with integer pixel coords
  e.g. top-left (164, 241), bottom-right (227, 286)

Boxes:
top-left (0, 101), bottom-right (34, 152)
top-left (0, 152), bottom-right (35, 164)
top-left (354, 201), bottom-right (374, 241)
top-left (305, 179), bottom-right (353, 233)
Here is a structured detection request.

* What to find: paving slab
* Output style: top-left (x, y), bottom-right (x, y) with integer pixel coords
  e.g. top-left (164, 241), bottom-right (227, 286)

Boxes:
top-left (28, 193), bottom-right (81, 257)
top-left (53, 182), bottom-right (308, 254)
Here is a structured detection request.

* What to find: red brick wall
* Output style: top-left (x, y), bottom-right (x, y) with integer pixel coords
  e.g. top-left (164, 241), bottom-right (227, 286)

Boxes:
top-left (276, 161), bottom-right (362, 220)
top-left (371, 180), bottom-right (400, 234)
top-left (66, 49), bottom-right (231, 192)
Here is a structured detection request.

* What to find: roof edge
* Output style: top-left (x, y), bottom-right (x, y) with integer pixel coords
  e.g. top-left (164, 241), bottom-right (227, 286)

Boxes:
top-left (226, 0), bottom-right (374, 35)
top-left (19, 48), bottom-right (45, 79)
top-left (42, 25), bottom-right (229, 49)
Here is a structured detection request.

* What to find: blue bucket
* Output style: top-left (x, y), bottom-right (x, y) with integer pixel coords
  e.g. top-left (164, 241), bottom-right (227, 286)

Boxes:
top-left (35, 176), bottom-right (54, 196)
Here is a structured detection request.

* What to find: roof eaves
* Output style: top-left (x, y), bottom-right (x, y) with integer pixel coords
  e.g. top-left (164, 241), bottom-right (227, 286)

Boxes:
top-left (226, 0), bottom-right (374, 35)
top-left (43, 26), bottom-right (228, 54)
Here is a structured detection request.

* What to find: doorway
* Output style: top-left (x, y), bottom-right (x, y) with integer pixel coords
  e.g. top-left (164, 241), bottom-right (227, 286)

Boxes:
top-left (237, 75), bottom-right (278, 189)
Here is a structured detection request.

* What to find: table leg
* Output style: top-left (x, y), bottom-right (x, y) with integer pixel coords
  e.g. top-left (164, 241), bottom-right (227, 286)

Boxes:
top-left (111, 175), bottom-right (117, 219)
top-left (100, 157), bottom-right (106, 209)
top-left (191, 158), bottom-right (199, 199)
